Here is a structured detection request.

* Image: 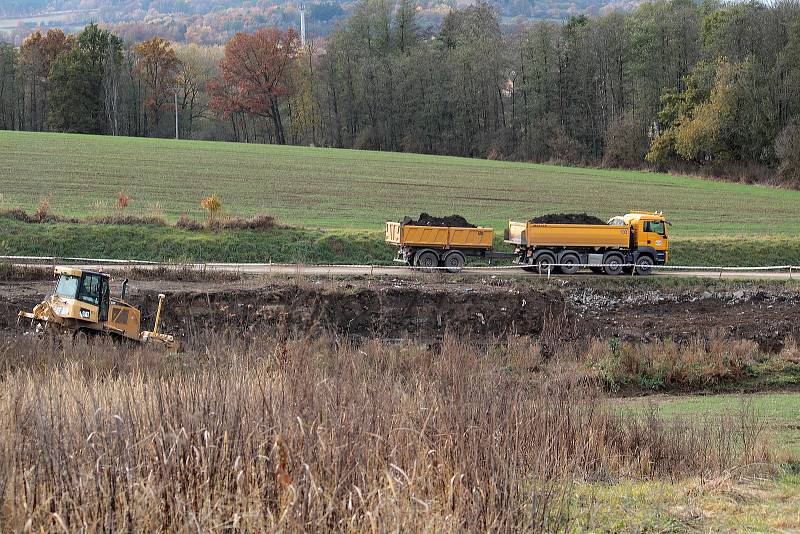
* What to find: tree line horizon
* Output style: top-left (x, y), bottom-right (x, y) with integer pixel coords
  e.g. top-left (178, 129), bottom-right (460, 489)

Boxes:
top-left (0, 0), bottom-right (799, 186)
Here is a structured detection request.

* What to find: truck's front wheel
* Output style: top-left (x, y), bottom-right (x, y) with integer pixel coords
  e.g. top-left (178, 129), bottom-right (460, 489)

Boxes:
top-left (635, 255), bottom-right (654, 276)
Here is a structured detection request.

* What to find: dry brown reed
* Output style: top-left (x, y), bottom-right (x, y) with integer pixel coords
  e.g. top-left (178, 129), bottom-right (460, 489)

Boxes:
top-left (177, 213), bottom-right (281, 231)
top-left (583, 336), bottom-right (779, 389)
top-left (0, 333), bottom-right (774, 531)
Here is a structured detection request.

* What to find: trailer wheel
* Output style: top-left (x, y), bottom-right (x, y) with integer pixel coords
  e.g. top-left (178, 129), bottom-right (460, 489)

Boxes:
top-left (603, 253), bottom-right (624, 275)
top-left (414, 250), bottom-right (440, 271)
top-left (635, 255), bottom-right (654, 276)
top-left (535, 253), bottom-right (557, 274)
top-left (443, 251), bottom-right (466, 273)
top-left (559, 253), bottom-right (581, 275)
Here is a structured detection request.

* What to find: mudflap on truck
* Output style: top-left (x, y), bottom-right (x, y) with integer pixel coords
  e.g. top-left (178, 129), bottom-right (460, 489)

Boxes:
top-left (394, 247), bottom-right (413, 265)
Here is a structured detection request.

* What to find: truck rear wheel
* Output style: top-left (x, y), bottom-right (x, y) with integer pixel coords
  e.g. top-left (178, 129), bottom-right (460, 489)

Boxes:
top-left (535, 253), bottom-right (557, 274)
top-left (559, 253), bottom-right (581, 275)
top-left (603, 253), bottom-right (624, 275)
top-left (414, 250), bottom-right (439, 271)
top-left (635, 255), bottom-right (654, 276)
top-left (443, 251), bottom-right (466, 273)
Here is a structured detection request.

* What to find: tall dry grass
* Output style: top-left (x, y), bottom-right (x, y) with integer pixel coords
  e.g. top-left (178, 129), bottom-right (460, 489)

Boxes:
top-left (0, 333), bottom-right (774, 531)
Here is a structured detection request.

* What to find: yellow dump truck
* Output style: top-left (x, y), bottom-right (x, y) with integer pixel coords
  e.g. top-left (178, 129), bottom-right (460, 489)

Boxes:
top-left (504, 211), bottom-right (670, 275)
top-left (385, 221), bottom-right (496, 271)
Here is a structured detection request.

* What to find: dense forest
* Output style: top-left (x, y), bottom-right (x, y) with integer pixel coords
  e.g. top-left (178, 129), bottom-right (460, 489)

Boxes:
top-left (1, 0), bottom-right (639, 46)
top-left (1, 0), bottom-right (799, 185)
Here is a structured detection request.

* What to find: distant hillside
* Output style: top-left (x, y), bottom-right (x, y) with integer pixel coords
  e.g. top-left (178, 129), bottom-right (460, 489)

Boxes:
top-left (1, 0), bottom-right (640, 44)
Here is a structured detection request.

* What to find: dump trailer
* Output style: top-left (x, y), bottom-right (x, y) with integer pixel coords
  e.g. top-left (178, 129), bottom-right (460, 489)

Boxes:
top-left (505, 211), bottom-right (670, 275)
top-left (18, 267), bottom-right (179, 350)
top-left (386, 221), bottom-right (502, 271)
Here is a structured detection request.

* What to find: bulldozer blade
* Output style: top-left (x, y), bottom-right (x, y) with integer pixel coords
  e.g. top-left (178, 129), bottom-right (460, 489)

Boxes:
top-left (140, 330), bottom-right (180, 352)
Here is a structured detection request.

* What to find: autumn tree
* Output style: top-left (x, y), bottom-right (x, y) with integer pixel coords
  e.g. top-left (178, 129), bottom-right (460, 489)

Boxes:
top-left (174, 44), bottom-right (221, 138)
top-left (18, 29), bottom-right (71, 130)
top-left (135, 37), bottom-right (180, 136)
top-left (290, 44), bottom-right (322, 146)
top-left (209, 28), bottom-right (300, 145)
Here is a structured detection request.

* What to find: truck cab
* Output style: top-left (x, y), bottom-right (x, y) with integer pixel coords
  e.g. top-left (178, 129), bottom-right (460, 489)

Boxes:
top-left (610, 212), bottom-right (669, 265)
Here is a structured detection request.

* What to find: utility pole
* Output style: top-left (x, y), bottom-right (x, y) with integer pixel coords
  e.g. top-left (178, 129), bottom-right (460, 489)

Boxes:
top-left (300, 4), bottom-right (306, 48)
top-left (174, 90), bottom-right (179, 140)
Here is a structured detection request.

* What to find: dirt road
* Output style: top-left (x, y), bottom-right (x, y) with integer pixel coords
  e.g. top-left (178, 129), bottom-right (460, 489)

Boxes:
top-left (8, 261), bottom-right (799, 280)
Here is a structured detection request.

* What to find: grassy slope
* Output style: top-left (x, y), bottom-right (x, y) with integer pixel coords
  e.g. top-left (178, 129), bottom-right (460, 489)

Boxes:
top-left (3, 131), bottom-right (800, 235)
top-left (622, 392), bottom-right (800, 456)
top-left (571, 475), bottom-right (800, 532)
top-left (576, 392), bottom-right (800, 533)
top-left (0, 218), bottom-right (394, 264)
top-left (2, 131), bottom-right (800, 265)
top-left (6, 218), bottom-right (800, 265)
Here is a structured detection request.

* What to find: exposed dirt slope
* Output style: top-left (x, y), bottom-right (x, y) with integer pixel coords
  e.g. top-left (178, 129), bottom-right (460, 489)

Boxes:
top-left (4, 277), bottom-right (800, 351)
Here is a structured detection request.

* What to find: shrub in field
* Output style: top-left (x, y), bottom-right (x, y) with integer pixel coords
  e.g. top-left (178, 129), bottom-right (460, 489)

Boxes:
top-left (90, 215), bottom-right (166, 226)
top-left (176, 213), bottom-right (203, 229)
top-left (177, 212), bottom-right (280, 231)
top-left (116, 190), bottom-right (130, 212)
top-left (33, 196), bottom-right (51, 221)
top-left (0, 208), bottom-right (34, 222)
top-left (0, 333), bottom-right (774, 531)
top-left (201, 193), bottom-right (222, 223)
top-left (211, 213), bottom-right (279, 230)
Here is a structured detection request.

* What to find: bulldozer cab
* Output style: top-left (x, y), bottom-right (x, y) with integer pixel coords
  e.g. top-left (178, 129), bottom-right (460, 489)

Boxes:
top-left (54, 268), bottom-right (110, 323)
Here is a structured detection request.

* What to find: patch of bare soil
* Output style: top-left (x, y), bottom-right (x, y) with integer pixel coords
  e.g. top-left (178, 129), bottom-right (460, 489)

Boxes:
top-left (3, 277), bottom-right (799, 350)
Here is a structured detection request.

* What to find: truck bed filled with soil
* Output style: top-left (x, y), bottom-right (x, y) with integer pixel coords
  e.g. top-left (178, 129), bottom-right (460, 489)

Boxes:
top-left (401, 213), bottom-right (477, 228)
top-left (530, 213), bottom-right (606, 225)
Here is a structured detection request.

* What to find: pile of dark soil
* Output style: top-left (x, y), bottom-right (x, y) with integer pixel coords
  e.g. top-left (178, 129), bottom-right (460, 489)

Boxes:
top-left (530, 213), bottom-right (606, 225)
top-left (401, 213), bottom-right (477, 228)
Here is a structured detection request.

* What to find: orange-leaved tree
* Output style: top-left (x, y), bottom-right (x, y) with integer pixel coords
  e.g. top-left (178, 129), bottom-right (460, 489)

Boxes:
top-left (135, 37), bottom-right (180, 136)
top-left (200, 194), bottom-right (222, 223)
top-left (208, 28), bottom-right (300, 145)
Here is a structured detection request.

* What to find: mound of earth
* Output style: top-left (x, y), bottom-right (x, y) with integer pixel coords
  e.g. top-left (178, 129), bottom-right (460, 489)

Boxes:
top-left (402, 213), bottom-right (476, 228)
top-left (530, 213), bottom-right (606, 225)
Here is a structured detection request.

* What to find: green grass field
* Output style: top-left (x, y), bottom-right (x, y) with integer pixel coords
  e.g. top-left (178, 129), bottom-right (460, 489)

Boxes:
top-left (2, 130), bottom-right (800, 265)
top-left (3, 131), bottom-right (800, 235)
top-left (584, 392), bottom-right (800, 532)
top-left (622, 392), bottom-right (800, 455)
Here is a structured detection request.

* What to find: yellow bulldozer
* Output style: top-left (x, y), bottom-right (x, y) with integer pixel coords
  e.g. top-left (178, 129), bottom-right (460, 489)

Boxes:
top-left (18, 267), bottom-right (179, 351)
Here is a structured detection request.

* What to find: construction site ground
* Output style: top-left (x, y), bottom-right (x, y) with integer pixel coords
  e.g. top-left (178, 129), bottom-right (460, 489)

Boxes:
top-left (3, 271), bottom-right (800, 353)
